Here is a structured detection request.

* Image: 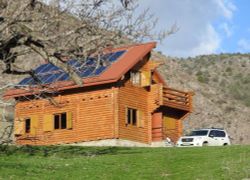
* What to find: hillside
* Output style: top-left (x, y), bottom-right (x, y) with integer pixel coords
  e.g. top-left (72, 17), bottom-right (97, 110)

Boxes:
top-left (154, 52), bottom-right (250, 144)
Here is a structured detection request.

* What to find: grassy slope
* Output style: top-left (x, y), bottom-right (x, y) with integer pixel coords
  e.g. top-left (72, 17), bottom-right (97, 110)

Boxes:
top-left (0, 146), bottom-right (249, 180)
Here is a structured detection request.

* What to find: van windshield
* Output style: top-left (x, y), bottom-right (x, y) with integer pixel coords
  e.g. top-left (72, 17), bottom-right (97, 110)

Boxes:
top-left (189, 130), bottom-right (208, 136)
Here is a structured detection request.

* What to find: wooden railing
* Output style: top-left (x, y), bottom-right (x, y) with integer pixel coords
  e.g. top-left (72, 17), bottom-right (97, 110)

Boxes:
top-left (163, 86), bottom-right (193, 112)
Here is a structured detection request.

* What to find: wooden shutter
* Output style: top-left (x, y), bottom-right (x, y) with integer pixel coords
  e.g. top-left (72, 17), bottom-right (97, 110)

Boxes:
top-left (164, 116), bottom-right (176, 130)
top-left (30, 115), bottom-right (39, 135)
top-left (67, 112), bottom-right (72, 129)
top-left (137, 110), bottom-right (144, 128)
top-left (14, 117), bottom-right (24, 135)
top-left (125, 107), bottom-right (128, 125)
top-left (141, 71), bottom-right (151, 87)
top-left (43, 114), bottom-right (53, 132)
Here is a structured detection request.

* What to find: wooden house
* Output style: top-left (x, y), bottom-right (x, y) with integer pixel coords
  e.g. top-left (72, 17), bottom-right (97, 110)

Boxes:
top-left (4, 42), bottom-right (193, 145)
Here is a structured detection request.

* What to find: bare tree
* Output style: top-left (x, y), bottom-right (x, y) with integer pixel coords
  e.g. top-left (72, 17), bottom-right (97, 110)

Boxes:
top-left (1, 0), bottom-right (176, 82)
top-left (0, 0), bottom-right (176, 146)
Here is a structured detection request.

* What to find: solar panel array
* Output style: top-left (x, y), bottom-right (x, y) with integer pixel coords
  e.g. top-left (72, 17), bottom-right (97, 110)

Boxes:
top-left (18, 50), bottom-right (126, 86)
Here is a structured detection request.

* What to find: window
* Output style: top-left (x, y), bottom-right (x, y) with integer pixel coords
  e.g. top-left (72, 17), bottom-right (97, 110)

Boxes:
top-left (54, 113), bottom-right (67, 130)
top-left (44, 112), bottom-right (72, 132)
top-left (209, 130), bottom-right (226, 137)
top-left (130, 71), bottom-right (151, 87)
top-left (130, 71), bottom-right (141, 85)
top-left (25, 118), bottom-right (31, 133)
top-left (190, 130), bottom-right (208, 136)
top-left (213, 130), bottom-right (226, 137)
top-left (126, 108), bottom-right (137, 126)
top-left (209, 130), bottom-right (216, 137)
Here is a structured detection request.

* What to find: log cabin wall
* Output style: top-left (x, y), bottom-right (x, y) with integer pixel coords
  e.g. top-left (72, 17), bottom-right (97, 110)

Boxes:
top-left (15, 87), bottom-right (117, 145)
top-left (117, 81), bottom-right (151, 143)
top-left (117, 57), bottom-right (163, 144)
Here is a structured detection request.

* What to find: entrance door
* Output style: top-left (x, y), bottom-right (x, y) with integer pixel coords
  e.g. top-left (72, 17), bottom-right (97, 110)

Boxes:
top-left (151, 112), bottom-right (163, 142)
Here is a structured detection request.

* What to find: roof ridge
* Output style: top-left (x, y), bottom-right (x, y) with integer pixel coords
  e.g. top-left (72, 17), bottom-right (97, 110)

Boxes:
top-left (112, 41), bottom-right (157, 50)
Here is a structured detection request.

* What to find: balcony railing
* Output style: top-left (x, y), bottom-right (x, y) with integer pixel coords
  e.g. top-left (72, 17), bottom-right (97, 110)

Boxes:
top-left (163, 86), bottom-right (193, 112)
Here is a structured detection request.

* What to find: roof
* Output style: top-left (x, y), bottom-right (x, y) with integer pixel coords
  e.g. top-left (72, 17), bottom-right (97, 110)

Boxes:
top-left (4, 42), bottom-right (157, 99)
top-left (18, 50), bottom-right (127, 86)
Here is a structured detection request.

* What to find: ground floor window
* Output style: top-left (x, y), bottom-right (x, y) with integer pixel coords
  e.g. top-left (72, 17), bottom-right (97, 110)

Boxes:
top-left (25, 118), bottom-right (31, 133)
top-left (126, 108), bottom-right (137, 126)
top-left (54, 113), bottom-right (67, 129)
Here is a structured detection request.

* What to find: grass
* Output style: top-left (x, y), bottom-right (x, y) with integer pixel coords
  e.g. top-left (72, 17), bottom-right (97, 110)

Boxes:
top-left (0, 145), bottom-right (249, 180)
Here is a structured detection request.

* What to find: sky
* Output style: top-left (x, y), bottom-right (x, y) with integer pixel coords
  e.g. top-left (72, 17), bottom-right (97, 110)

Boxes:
top-left (138, 0), bottom-right (250, 57)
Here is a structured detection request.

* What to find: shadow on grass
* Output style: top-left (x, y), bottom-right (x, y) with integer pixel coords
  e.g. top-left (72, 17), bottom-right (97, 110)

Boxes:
top-left (0, 145), bottom-right (143, 158)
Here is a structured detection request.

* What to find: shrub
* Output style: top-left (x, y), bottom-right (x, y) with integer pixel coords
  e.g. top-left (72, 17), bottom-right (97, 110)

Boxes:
top-left (196, 71), bottom-right (210, 83)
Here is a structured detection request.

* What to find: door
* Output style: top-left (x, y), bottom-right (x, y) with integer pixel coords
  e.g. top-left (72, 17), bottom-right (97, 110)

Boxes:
top-left (208, 130), bottom-right (226, 146)
top-left (152, 112), bottom-right (163, 142)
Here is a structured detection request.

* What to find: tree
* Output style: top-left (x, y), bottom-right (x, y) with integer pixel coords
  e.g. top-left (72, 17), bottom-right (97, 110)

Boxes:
top-left (0, 0), bottom-right (175, 84)
top-left (0, 0), bottom-right (176, 146)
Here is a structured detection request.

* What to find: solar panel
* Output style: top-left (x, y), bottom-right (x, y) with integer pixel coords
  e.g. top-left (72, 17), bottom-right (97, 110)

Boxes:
top-left (36, 64), bottom-right (54, 74)
top-left (58, 73), bottom-right (70, 81)
top-left (34, 64), bottom-right (49, 74)
top-left (19, 77), bottom-right (33, 85)
top-left (18, 50), bottom-right (126, 86)
top-left (79, 67), bottom-right (95, 77)
top-left (95, 66), bottom-right (107, 75)
top-left (109, 51), bottom-right (125, 62)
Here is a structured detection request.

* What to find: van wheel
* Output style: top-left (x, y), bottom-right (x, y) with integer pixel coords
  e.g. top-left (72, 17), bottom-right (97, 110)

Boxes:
top-left (202, 142), bottom-right (208, 146)
top-left (223, 143), bottom-right (228, 146)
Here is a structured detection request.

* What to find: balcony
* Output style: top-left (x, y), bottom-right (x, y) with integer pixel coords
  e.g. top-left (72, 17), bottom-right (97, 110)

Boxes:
top-left (163, 86), bottom-right (193, 112)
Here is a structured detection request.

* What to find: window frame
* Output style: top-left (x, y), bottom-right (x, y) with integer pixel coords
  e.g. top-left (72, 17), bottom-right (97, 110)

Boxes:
top-left (215, 130), bottom-right (226, 137)
top-left (209, 130), bottom-right (226, 137)
top-left (126, 107), bottom-right (138, 126)
top-left (209, 130), bottom-right (216, 137)
top-left (25, 118), bottom-right (31, 134)
top-left (53, 112), bottom-right (67, 130)
top-left (130, 71), bottom-right (141, 86)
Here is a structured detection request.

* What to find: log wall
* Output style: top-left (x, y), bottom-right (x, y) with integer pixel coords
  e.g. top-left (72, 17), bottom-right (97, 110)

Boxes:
top-left (15, 87), bottom-right (117, 145)
top-left (117, 81), bottom-right (162, 144)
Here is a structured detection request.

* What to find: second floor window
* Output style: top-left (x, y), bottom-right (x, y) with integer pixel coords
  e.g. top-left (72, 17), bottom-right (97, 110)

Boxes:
top-left (130, 70), bottom-right (151, 87)
top-left (130, 71), bottom-right (141, 85)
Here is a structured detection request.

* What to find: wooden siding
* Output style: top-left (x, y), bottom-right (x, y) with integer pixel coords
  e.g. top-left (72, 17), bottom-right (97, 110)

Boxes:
top-left (161, 107), bottom-right (189, 143)
top-left (116, 59), bottom-right (163, 144)
top-left (163, 86), bottom-right (193, 112)
top-left (117, 80), bottom-right (162, 144)
top-left (15, 88), bottom-right (117, 145)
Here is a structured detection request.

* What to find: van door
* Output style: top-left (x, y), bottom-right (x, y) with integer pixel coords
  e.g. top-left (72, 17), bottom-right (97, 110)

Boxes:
top-left (208, 130), bottom-right (220, 146)
top-left (214, 130), bottom-right (227, 145)
top-left (209, 130), bottom-right (226, 146)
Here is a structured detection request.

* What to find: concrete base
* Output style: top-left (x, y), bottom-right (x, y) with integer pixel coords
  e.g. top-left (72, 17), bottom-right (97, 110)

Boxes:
top-left (68, 139), bottom-right (174, 147)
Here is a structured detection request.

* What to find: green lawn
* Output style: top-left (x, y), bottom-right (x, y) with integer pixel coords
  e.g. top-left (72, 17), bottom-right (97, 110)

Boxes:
top-left (0, 145), bottom-right (249, 180)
